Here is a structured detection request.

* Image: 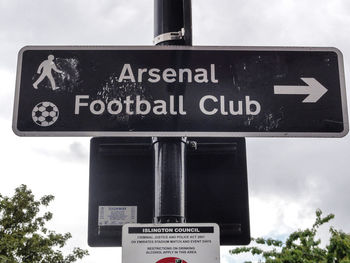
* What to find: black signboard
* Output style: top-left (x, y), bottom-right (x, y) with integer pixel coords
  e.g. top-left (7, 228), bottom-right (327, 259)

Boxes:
top-left (88, 137), bottom-right (250, 246)
top-left (13, 46), bottom-right (348, 137)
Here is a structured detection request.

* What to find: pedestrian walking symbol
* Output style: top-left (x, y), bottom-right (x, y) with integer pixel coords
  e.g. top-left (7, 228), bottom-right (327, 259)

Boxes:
top-left (33, 55), bottom-right (64, 90)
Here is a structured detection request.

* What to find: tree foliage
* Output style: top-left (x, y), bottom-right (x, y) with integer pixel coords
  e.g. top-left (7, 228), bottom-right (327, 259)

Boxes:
top-left (0, 185), bottom-right (88, 263)
top-left (230, 209), bottom-right (350, 263)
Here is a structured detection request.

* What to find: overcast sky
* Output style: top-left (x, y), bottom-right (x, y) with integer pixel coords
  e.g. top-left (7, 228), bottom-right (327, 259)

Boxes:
top-left (1, 0), bottom-right (350, 262)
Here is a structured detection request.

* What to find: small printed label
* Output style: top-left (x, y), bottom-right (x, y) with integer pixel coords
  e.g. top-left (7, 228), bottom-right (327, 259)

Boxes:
top-left (122, 223), bottom-right (220, 263)
top-left (98, 206), bottom-right (137, 226)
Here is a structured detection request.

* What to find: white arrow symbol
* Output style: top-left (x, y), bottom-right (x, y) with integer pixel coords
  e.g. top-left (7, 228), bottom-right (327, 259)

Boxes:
top-left (274, 78), bottom-right (328, 103)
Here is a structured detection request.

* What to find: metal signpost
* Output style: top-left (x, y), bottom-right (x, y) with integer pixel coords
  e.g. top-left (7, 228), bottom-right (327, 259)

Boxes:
top-left (12, 0), bottom-right (348, 262)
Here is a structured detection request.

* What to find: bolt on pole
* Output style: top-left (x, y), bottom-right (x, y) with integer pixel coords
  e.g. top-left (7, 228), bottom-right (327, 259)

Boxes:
top-left (153, 0), bottom-right (192, 223)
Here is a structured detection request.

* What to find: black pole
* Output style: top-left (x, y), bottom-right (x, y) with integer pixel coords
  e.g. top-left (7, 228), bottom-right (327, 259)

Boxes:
top-left (153, 138), bottom-right (187, 223)
top-left (154, 0), bottom-right (192, 46)
top-left (153, 0), bottom-right (192, 223)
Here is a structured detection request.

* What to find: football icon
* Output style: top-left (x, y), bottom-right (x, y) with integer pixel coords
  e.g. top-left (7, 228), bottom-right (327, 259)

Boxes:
top-left (32, 101), bottom-right (59, 127)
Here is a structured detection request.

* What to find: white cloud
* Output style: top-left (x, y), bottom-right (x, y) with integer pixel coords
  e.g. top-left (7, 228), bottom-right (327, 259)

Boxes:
top-left (0, 0), bottom-right (153, 70)
top-left (0, 70), bottom-right (15, 119)
top-left (250, 195), bottom-right (315, 238)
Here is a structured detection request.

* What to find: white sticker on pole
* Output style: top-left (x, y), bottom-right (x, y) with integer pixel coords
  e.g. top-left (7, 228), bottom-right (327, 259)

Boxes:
top-left (122, 223), bottom-right (220, 263)
top-left (98, 206), bottom-right (137, 226)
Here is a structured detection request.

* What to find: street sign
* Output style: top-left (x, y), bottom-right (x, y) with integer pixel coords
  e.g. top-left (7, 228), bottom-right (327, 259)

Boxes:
top-left (13, 46), bottom-right (348, 137)
top-left (88, 137), bottom-right (250, 247)
top-left (122, 223), bottom-right (220, 263)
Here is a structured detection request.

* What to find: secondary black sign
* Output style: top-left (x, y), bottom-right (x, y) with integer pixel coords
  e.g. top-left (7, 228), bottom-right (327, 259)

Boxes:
top-left (88, 137), bottom-right (250, 247)
top-left (13, 46), bottom-right (348, 137)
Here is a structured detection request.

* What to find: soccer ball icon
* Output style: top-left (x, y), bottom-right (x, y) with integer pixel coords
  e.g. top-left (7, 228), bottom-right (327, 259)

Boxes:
top-left (32, 101), bottom-right (59, 127)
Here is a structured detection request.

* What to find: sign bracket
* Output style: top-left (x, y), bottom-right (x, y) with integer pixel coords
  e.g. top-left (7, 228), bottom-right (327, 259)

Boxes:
top-left (153, 28), bottom-right (185, 45)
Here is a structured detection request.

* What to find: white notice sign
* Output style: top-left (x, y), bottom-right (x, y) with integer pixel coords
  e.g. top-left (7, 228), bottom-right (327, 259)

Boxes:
top-left (122, 223), bottom-right (220, 263)
top-left (98, 206), bottom-right (137, 226)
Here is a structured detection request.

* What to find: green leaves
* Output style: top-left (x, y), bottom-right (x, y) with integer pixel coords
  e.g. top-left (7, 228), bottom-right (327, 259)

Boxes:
top-left (326, 228), bottom-right (350, 263)
top-left (0, 185), bottom-right (88, 262)
top-left (230, 209), bottom-right (350, 263)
